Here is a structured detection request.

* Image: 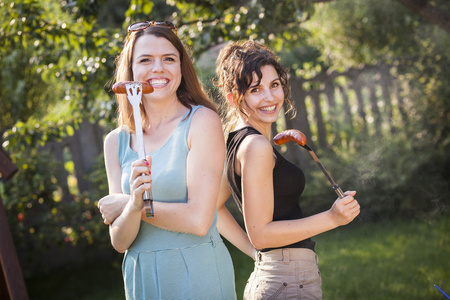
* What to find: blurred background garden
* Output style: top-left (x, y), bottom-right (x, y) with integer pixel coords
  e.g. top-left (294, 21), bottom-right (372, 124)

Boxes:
top-left (0, 0), bottom-right (449, 299)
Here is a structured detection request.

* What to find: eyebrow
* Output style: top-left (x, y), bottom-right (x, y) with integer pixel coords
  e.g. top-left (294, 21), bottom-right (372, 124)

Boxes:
top-left (250, 77), bottom-right (280, 88)
top-left (136, 53), bottom-right (179, 59)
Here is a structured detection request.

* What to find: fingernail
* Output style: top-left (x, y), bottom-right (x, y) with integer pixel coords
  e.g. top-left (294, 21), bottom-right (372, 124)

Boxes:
top-left (145, 161), bottom-right (149, 166)
top-left (149, 170), bottom-right (151, 175)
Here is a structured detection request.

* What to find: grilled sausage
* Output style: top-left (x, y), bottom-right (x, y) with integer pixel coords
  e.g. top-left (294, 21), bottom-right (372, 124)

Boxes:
top-left (112, 81), bottom-right (154, 94)
top-left (273, 129), bottom-right (307, 146)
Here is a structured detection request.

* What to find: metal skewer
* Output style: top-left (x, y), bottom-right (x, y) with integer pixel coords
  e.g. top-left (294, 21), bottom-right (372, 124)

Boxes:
top-left (113, 81), bottom-right (155, 218)
top-left (301, 144), bottom-right (345, 198)
top-left (273, 129), bottom-right (345, 199)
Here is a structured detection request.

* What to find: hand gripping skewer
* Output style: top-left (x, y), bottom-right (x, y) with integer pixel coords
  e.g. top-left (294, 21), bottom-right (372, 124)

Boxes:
top-left (113, 81), bottom-right (155, 217)
top-left (273, 129), bottom-right (345, 199)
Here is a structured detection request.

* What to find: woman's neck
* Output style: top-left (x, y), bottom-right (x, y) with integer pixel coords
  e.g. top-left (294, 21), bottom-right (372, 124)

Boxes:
top-left (236, 119), bottom-right (272, 140)
top-left (143, 98), bottom-right (188, 132)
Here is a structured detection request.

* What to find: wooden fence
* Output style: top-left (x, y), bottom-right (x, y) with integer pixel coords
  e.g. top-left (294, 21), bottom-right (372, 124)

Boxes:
top-left (278, 63), bottom-right (409, 168)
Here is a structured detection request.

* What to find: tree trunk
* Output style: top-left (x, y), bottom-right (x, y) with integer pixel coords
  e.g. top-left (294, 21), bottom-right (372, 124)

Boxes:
top-left (379, 67), bottom-right (395, 134)
top-left (351, 81), bottom-right (368, 136)
top-left (368, 84), bottom-right (382, 136)
top-left (323, 78), bottom-right (340, 147)
top-left (396, 0), bottom-right (450, 34)
top-left (68, 118), bottom-right (104, 194)
top-left (285, 78), bottom-right (314, 168)
top-left (48, 142), bottom-right (73, 203)
top-left (394, 80), bottom-right (410, 130)
top-left (311, 90), bottom-right (328, 150)
top-left (290, 78), bottom-right (314, 143)
top-left (337, 85), bottom-right (354, 147)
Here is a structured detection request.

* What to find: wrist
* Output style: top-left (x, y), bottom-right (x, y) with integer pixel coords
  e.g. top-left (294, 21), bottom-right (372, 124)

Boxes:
top-left (325, 209), bottom-right (340, 229)
top-left (128, 195), bottom-right (144, 212)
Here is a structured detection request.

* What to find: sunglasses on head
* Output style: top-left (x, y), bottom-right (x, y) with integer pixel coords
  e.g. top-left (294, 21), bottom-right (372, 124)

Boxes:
top-left (127, 21), bottom-right (178, 40)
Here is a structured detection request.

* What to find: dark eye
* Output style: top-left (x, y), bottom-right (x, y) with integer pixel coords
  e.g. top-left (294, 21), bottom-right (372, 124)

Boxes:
top-left (250, 87), bottom-right (260, 93)
top-left (139, 58), bottom-right (152, 63)
top-left (271, 81), bottom-right (280, 88)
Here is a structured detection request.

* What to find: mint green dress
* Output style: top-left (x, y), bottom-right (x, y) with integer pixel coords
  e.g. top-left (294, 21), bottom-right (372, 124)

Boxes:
top-left (118, 106), bottom-right (236, 300)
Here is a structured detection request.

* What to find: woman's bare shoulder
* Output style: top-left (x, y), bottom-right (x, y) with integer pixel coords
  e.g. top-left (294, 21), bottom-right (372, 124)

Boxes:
top-left (238, 133), bottom-right (273, 160)
top-left (104, 127), bottom-right (123, 147)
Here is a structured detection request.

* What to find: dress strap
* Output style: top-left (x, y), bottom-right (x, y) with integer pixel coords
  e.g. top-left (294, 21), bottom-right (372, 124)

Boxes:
top-left (178, 105), bottom-right (203, 140)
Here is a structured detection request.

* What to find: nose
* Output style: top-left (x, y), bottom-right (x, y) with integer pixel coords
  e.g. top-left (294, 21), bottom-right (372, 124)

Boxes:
top-left (152, 58), bottom-right (163, 72)
top-left (263, 88), bottom-right (275, 101)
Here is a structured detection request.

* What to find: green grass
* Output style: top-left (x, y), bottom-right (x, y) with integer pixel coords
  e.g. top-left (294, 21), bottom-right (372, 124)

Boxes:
top-left (315, 217), bottom-right (450, 300)
top-left (26, 217), bottom-right (449, 299)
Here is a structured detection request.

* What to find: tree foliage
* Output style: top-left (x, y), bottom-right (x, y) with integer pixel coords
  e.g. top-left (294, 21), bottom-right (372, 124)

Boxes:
top-left (171, 0), bottom-right (314, 54)
top-left (396, 0), bottom-right (450, 34)
top-left (297, 0), bottom-right (450, 220)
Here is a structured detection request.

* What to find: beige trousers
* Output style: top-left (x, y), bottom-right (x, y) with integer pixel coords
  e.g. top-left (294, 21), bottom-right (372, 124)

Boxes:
top-left (243, 248), bottom-right (322, 300)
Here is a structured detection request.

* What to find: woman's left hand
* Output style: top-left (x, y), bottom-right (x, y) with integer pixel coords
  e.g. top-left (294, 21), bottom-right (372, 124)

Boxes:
top-left (329, 190), bottom-right (360, 226)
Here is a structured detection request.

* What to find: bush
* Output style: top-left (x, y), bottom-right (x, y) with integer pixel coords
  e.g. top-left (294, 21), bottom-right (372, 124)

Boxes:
top-left (301, 134), bottom-right (450, 222)
top-left (1, 148), bottom-right (114, 278)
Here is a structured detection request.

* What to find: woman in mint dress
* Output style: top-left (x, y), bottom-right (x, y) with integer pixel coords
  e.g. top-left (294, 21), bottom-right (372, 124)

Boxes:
top-left (98, 22), bottom-right (236, 299)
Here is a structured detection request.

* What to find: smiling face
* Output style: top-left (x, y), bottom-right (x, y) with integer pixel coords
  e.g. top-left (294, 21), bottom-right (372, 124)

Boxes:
top-left (132, 34), bottom-right (182, 103)
top-left (241, 64), bottom-right (284, 129)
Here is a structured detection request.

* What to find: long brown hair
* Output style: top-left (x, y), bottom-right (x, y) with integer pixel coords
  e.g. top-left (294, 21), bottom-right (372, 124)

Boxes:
top-left (114, 25), bottom-right (216, 133)
top-left (215, 40), bottom-right (296, 134)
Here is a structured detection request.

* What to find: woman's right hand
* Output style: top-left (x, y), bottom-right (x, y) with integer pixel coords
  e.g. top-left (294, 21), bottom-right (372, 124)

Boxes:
top-left (329, 191), bottom-right (360, 226)
top-left (129, 155), bottom-right (152, 211)
top-left (98, 195), bottom-right (128, 225)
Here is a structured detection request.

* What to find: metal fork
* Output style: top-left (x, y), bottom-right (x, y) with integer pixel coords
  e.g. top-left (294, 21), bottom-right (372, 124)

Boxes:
top-left (125, 82), bottom-right (154, 218)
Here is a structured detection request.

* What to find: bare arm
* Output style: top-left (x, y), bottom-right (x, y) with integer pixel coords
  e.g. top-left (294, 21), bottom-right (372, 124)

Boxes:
top-left (216, 170), bottom-right (256, 260)
top-left (103, 129), bottom-right (151, 253)
top-left (97, 130), bottom-right (128, 225)
top-left (140, 107), bottom-right (225, 236)
top-left (239, 135), bottom-right (360, 250)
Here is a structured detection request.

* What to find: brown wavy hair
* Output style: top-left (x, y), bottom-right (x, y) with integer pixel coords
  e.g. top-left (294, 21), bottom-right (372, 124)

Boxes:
top-left (215, 40), bottom-right (296, 134)
top-left (113, 25), bottom-right (216, 133)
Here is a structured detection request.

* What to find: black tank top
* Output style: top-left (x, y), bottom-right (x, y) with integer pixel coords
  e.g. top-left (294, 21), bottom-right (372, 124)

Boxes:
top-left (226, 127), bottom-right (315, 252)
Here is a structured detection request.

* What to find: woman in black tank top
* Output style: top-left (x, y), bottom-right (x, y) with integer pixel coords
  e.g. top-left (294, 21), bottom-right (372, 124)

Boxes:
top-left (215, 40), bottom-right (360, 300)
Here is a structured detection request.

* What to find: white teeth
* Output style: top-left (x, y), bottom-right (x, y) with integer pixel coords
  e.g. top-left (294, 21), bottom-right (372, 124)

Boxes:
top-left (260, 105), bottom-right (276, 111)
top-left (150, 79), bottom-right (168, 86)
